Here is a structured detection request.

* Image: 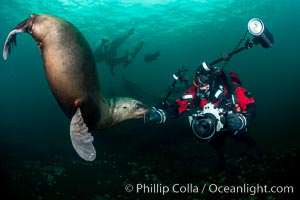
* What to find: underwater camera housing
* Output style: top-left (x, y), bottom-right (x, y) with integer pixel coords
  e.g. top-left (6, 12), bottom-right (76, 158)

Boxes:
top-left (187, 18), bottom-right (274, 143)
top-left (189, 103), bottom-right (225, 143)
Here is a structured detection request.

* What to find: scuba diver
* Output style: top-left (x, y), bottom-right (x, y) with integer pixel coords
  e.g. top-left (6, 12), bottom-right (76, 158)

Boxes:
top-left (145, 17), bottom-right (275, 170)
top-left (145, 63), bottom-right (262, 170)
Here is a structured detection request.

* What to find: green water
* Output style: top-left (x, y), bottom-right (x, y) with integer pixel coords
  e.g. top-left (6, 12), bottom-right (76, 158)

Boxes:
top-left (0, 0), bottom-right (299, 199)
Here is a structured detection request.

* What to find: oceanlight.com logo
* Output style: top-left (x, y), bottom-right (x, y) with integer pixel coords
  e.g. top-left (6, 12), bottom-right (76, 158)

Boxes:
top-left (124, 183), bottom-right (294, 196)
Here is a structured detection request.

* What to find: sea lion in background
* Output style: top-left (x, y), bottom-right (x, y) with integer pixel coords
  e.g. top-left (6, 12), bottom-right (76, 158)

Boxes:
top-left (105, 28), bottom-right (134, 59)
top-left (123, 40), bottom-right (144, 68)
top-left (93, 38), bottom-right (109, 63)
top-left (3, 14), bottom-right (148, 161)
top-left (94, 28), bottom-right (134, 75)
top-left (121, 75), bottom-right (161, 105)
top-left (105, 52), bottom-right (128, 75)
top-left (144, 50), bottom-right (160, 63)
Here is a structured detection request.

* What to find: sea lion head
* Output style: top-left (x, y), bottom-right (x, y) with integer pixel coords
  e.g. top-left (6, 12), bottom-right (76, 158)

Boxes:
top-left (114, 97), bottom-right (148, 118)
top-left (107, 97), bottom-right (148, 126)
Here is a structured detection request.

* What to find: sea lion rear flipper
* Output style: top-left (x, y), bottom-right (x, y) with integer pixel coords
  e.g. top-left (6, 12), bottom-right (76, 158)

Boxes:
top-left (70, 108), bottom-right (96, 161)
top-left (3, 29), bottom-right (20, 60)
top-left (3, 18), bottom-right (32, 60)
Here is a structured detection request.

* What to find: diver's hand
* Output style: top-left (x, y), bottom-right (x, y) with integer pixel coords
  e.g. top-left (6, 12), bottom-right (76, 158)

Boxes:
top-left (145, 107), bottom-right (166, 124)
top-left (226, 113), bottom-right (247, 130)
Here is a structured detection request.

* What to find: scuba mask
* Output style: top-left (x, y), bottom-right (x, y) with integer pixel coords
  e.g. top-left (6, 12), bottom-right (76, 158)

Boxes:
top-left (193, 75), bottom-right (210, 91)
top-left (193, 62), bottom-right (212, 90)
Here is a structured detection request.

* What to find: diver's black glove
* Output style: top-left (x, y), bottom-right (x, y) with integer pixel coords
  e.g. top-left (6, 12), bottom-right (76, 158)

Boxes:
top-left (145, 107), bottom-right (167, 124)
top-left (226, 113), bottom-right (247, 131)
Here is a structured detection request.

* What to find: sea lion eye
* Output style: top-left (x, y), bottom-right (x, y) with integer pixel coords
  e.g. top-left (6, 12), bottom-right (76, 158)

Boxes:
top-left (135, 103), bottom-right (142, 109)
top-left (122, 106), bottom-right (127, 109)
top-left (135, 103), bottom-right (147, 110)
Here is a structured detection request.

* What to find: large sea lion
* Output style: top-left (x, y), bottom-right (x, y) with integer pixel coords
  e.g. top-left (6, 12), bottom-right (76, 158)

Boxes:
top-left (3, 14), bottom-right (148, 161)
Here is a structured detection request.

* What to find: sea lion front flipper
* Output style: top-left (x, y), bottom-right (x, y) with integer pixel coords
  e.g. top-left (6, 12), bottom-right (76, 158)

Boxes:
top-left (70, 108), bottom-right (96, 161)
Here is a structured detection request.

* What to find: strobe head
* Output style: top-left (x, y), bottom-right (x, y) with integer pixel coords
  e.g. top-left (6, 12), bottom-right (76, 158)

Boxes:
top-left (248, 18), bottom-right (274, 48)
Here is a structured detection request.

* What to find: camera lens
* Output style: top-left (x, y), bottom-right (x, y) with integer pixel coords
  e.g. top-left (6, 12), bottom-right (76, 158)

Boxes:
top-left (191, 114), bottom-right (216, 143)
top-left (198, 120), bottom-right (211, 133)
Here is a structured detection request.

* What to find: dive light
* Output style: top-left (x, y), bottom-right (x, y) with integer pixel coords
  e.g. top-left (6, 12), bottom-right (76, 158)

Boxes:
top-left (208, 17), bottom-right (274, 67)
top-left (248, 18), bottom-right (274, 48)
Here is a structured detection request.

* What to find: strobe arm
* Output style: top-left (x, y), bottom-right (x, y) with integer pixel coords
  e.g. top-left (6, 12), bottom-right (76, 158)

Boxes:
top-left (163, 67), bottom-right (188, 104)
top-left (209, 38), bottom-right (255, 67)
